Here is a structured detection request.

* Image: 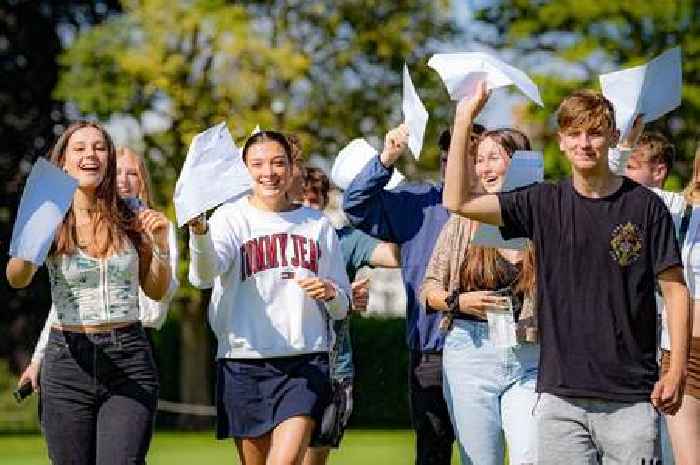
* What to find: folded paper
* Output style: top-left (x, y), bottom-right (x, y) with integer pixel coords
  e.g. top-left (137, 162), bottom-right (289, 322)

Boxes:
top-left (428, 52), bottom-right (543, 106)
top-left (402, 64), bottom-right (429, 160)
top-left (600, 47), bottom-right (682, 137)
top-left (331, 138), bottom-right (404, 191)
top-left (9, 158), bottom-right (78, 265)
top-left (174, 122), bottom-right (251, 227)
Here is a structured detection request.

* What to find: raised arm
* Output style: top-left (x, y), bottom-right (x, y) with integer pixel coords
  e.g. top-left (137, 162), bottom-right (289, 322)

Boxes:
top-left (187, 212), bottom-right (231, 289)
top-left (442, 81), bottom-right (502, 226)
top-left (608, 115), bottom-right (644, 175)
top-left (342, 125), bottom-right (409, 242)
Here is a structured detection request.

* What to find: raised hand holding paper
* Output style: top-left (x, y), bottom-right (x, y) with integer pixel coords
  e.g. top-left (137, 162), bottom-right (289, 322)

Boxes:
top-left (472, 150), bottom-right (544, 250)
top-left (402, 63), bottom-right (429, 160)
top-left (600, 47), bottom-right (682, 137)
top-left (9, 158), bottom-right (78, 265)
top-left (428, 52), bottom-right (543, 106)
top-left (331, 138), bottom-right (404, 191)
top-left (173, 122), bottom-right (251, 227)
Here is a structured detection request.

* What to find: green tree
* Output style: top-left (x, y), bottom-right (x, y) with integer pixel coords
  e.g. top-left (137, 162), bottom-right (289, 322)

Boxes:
top-left (473, 0), bottom-right (699, 189)
top-left (55, 0), bottom-right (456, 418)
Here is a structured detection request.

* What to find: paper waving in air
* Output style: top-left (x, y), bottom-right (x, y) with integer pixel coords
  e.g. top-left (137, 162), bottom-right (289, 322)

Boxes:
top-left (174, 122), bottom-right (251, 227)
top-left (427, 52), bottom-right (543, 106)
top-left (402, 63), bottom-right (429, 160)
top-left (331, 138), bottom-right (404, 191)
top-left (9, 158), bottom-right (78, 265)
top-left (472, 151), bottom-right (544, 250)
top-left (600, 47), bottom-right (682, 138)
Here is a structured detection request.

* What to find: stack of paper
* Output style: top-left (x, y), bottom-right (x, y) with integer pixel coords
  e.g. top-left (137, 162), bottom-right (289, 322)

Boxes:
top-left (472, 151), bottom-right (544, 250)
top-left (402, 64), bottom-right (429, 160)
top-left (600, 47), bottom-right (682, 137)
top-left (173, 122), bottom-right (251, 226)
top-left (9, 158), bottom-right (78, 265)
top-left (428, 52), bottom-right (543, 106)
top-left (331, 138), bottom-right (404, 191)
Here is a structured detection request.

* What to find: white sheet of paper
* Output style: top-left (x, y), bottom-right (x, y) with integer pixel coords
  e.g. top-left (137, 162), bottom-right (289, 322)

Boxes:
top-left (402, 64), bottom-right (429, 160)
top-left (173, 122), bottom-right (251, 227)
top-left (600, 47), bottom-right (682, 137)
top-left (9, 158), bottom-right (78, 265)
top-left (472, 151), bottom-right (544, 250)
top-left (427, 52), bottom-right (543, 106)
top-left (331, 138), bottom-right (404, 191)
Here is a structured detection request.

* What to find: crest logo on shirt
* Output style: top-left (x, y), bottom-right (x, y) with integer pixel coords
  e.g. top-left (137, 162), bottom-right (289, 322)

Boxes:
top-left (609, 222), bottom-right (642, 266)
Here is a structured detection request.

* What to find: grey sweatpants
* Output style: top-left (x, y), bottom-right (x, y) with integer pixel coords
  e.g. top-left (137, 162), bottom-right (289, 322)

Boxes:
top-left (536, 393), bottom-right (660, 465)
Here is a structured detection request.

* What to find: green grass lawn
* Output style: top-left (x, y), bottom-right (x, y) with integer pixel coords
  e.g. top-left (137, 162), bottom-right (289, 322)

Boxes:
top-left (0, 430), bottom-right (461, 465)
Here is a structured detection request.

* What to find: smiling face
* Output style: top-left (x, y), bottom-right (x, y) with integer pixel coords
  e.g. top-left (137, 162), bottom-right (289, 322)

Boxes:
top-left (62, 126), bottom-right (110, 191)
top-left (558, 125), bottom-right (617, 173)
top-left (475, 136), bottom-right (511, 193)
top-left (245, 141), bottom-right (292, 202)
top-left (116, 151), bottom-right (142, 199)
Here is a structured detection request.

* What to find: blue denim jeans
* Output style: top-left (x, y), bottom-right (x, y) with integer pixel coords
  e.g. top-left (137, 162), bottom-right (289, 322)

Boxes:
top-left (442, 319), bottom-right (539, 465)
top-left (40, 323), bottom-right (159, 465)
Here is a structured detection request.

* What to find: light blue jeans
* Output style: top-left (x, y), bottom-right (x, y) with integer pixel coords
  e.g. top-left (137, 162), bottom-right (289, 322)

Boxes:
top-left (442, 319), bottom-right (539, 465)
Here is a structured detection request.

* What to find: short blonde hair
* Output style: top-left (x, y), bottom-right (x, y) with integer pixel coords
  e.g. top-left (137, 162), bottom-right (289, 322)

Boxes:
top-left (557, 90), bottom-right (616, 133)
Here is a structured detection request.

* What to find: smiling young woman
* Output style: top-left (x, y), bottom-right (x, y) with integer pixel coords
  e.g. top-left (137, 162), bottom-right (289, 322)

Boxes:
top-left (187, 130), bottom-right (351, 465)
top-left (6, 121), bottom-right (173, 465)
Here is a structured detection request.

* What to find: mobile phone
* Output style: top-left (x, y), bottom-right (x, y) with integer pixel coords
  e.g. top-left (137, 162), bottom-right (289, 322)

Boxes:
top-left (13, 381), bottom-right (33, 403)
top-left (281, 271), bottom-right (295, 280)
top-left (123, 197), bottom-right (146, 214)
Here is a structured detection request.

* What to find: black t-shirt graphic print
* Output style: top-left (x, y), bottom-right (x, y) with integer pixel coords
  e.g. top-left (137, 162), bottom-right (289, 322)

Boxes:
top-left (498, 177), bottom-right (681, 401)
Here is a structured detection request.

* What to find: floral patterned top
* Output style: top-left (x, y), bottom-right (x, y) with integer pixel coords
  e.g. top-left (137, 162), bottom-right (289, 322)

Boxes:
top-left (46, 243), bottom-right (140, 325)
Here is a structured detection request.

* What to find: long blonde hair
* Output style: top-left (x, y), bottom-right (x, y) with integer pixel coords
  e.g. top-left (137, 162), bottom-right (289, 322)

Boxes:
top-left (683, 145), bottom-right (700, 204)
top-left (50, 121), bottom-right (141, 258)
top-left (117, 146), bottom-right (154, 207)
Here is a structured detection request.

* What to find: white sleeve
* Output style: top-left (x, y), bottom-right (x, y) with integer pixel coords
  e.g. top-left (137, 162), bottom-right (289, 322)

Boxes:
top-left (31, 306), bottom-right (57, 365)
top-left (318, 221), bottom-right (350, 320)
top-left (141, 222), bottom-right (180, 329)
top-left (188, 207), bottom-right (238, 289)
top-left (608, 146), bottom-right (633, 176)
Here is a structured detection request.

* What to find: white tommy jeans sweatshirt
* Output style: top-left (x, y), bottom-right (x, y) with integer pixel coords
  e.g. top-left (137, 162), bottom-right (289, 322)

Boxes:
top-left (189, 196), bottom-right (350, 359)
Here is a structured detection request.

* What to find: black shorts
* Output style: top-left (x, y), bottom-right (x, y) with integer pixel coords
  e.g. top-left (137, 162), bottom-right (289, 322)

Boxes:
top-left (309, 378), bottom-right (353, 448)
top-left (216, 353), bottom-right (330, 439)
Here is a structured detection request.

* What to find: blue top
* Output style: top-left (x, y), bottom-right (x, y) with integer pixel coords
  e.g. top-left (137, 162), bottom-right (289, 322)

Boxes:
top-left (342, 155), bottom-right (449, 352)
top-left (331, 226), bottom-right (380, 381)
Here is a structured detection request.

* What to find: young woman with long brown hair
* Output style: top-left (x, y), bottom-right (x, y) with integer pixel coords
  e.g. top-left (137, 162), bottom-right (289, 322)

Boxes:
top-left (6, 121), bottom-right (172, 465)
top-left (421, 128), bottom-right (539, 465)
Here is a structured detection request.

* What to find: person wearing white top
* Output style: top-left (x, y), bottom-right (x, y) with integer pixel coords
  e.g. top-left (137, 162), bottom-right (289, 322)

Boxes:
top-left (187, 130), bottom-right (350, 465)
top-left (18, 146), bottom-right (180, 391)
top-left (609, 124), bottom-right (699, 465)
top-left (6, 122), bottom-right (172, 465)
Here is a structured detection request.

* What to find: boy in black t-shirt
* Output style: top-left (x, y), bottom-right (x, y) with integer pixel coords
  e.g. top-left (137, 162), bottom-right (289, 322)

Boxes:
top-left (442, 81), bottom-right (691, 465)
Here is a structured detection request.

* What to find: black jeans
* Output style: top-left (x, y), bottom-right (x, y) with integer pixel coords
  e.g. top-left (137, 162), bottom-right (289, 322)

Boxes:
top-left (408, 350), bottom-right (455, 465)
top-left (40, 323), bottom-right (159, 465)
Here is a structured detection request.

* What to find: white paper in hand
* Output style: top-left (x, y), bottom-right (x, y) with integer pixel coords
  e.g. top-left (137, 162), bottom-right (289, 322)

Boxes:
top-left (402, 64), bottom-right (429, 160)
top-left (600, 47), bottom-right (682, 137)
top-left (331, 138), bottom-right (404, 191)
top-left (174, 122), bottom-right (251, 227)
top-left (472, 151), bottom-right (544, 250)
top-left (428, 52), bottom-right (543, 106)
top-left (9, 158), bottom-right (78, 265)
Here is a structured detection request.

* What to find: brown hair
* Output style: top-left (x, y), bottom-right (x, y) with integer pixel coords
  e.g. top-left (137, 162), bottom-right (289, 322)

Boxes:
top-left (286, 133), bottom-right (305, 164)
top-left (463, 128), bottom-right (536, 298)
top-left (632, 131), bottom-right (675, 172)
top-left (50, 121), bottom-right (141, 258)
top-left (303, 167), bottom-right (330, 208)
top-left (557, 90), bottom-right (616, 133)
top-left (242, 130), bottom-right (293, 164)
top-left (117, 146), bottom-right (155, 207)
top-left (684, 145), bottom-right (700, 204)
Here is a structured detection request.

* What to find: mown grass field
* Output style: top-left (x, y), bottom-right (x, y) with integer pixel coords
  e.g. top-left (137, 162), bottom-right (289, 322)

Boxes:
top-left (0, 430), bottom-right (462, 465)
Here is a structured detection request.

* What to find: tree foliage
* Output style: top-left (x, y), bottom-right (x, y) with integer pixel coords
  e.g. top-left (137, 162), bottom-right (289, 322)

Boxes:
top-left (473, 0), bottom-right (699, 189)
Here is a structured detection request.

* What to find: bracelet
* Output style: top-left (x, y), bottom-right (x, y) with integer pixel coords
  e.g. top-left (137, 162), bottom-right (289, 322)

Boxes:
top-left (152, 246), bottom-right (170, 262)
